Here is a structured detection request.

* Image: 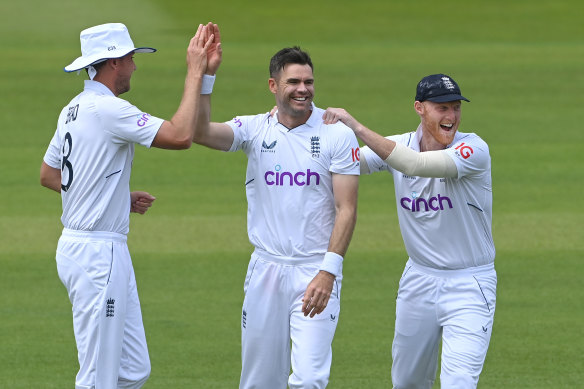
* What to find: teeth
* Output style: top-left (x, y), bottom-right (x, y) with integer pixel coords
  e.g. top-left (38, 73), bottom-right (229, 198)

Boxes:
top-left (442, 124), bottom-right (453, 128)
top-left (293, 97), bottom-right (306, 101)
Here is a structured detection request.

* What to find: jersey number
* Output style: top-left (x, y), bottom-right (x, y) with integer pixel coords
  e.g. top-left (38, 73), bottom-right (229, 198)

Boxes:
top-left (61, 132), bottom-right (73, 192)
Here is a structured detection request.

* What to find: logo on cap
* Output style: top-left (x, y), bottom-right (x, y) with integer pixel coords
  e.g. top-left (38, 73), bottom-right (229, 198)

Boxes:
top-left (441, 77), bottom-right (455, 90)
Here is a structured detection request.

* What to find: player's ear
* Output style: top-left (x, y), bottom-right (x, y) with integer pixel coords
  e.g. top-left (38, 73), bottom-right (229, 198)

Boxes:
top-left (414, 101), bottom-right (424, 115)
top-left (268, 78), bottom-right (278, 94)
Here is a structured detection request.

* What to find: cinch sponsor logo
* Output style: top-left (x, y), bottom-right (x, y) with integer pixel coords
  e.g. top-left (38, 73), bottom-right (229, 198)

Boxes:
top-left (233, 118), bottom-right (242, 127)
top-left (400, 193), bottom-right (453, 212)
top-left (265, 164), bottom-right (320, 186)
top-left (137, 113), bottom-right (151, 127)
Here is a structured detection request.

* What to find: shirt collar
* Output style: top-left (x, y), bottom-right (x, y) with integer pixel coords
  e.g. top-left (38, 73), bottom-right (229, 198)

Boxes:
top-left (412, 124), bottom-right (423, 151)
top-left (84, 80), bottom-right (115, 96)
top-left (274, 102), bottom-right (318, 131)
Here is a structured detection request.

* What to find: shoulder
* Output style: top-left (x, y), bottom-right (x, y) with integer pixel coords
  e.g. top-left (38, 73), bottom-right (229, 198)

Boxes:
top-left (448, 131), bottom-right (491, 172)
top-left (311, 107), bottom-right (356, 139)
top-left (225, 111), bottom-right (272, 130)
top-left (324, 121), bottom-right (355, 138)
top-left (454, 131), bottom-right (488, 145)
top-left (94, 95), bottom-right (135, 118)
top-left (451, 131), bottom-right (490, 155)
top-left (391, 131), bottom-right (417, 147)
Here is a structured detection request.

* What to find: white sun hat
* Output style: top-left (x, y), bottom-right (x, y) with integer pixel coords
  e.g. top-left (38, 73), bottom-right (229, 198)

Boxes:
top-left (64, 23), bottom-right (156, 73)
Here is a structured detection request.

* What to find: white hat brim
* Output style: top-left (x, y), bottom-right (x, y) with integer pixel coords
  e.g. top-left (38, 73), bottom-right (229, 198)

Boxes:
top-left (64, 46), bottom-right (156, 72)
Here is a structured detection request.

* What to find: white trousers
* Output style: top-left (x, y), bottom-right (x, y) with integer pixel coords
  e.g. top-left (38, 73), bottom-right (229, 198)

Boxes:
top-left (56, 229), bottom-right (150, 389)
top-left (240, 250), bottom-right (342, 389)
top-left (392, 259), bottom-right (497, 389)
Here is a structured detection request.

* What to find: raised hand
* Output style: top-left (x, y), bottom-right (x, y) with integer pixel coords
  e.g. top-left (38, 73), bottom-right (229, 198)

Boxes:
top-left (186, 24), bottom-right (214, 76)
top-left (322, 107), bottom-right (359, 131)
top-left (204, 22), bottom-right (222, 75)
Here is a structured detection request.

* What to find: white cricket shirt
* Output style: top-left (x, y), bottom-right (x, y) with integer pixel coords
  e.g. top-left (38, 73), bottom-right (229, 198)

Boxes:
top-left (43, 80), bottom-right (163, 234)
top-left (226, 104), bottom-right (360, 258)
top-left (362, 126), bottom-right (495, 269)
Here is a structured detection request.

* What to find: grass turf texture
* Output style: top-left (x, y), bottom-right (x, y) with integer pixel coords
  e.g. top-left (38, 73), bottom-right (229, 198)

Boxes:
top-left (1, 0), bottom-right (583, 387)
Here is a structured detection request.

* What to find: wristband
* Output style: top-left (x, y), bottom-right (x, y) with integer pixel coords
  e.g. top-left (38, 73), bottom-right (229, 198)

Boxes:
top-left (319, 252), bottom-right (343, 277)
top-left (201, 74), bottom-right (216, 95)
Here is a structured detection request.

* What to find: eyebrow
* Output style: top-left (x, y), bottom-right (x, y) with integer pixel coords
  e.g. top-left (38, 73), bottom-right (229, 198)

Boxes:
top-left (285, 77), bottom-right (314, 83)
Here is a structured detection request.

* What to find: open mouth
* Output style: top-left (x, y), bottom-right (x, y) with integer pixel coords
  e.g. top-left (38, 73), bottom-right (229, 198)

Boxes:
top-left (440, 123), bottom-right (454, 130)
top-left (292, 97), bottom-right (308, 102)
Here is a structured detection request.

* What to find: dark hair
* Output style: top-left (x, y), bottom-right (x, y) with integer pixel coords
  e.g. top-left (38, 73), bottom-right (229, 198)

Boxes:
top-left (269, 46), bottom-right (313, 78)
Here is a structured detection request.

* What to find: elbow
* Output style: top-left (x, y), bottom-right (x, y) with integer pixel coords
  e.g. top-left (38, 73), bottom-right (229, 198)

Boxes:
top-left (39, 175), bottom-right (49, 188)
top-left (175, 137), bottom-right (193, 150)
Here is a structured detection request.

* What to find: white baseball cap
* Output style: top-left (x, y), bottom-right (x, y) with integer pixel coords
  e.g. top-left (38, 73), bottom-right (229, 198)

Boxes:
top-left (64, 23), bottom-right (156, 72)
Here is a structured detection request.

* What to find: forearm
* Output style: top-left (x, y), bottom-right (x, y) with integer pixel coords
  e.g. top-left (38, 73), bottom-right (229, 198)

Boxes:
top-left (353, 123), bottom-right (396, 160)
top-left (169, 71), bottom-right (203, 144)
top-left (40, 162), bottom-right (61, 193)
top-left (385, 142), bottom-right (458, 178)
top-left (327, 206), bottom-right (357, 257)
top-left (193, 92), bottom-right (212, 144)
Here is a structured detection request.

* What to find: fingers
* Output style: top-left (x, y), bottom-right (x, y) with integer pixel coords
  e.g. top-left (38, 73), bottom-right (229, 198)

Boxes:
top-left (211, 22), bottom-right (221, 44)
top-left (131, 197), bottom-right (155, 214)
top-left (302, 288), bottom-right (332, 318)
top-left (323, 107), bottom-right (343, 124)
top-left (130, 191), bottom-right (156, 214)
top-left (192, 23), bottom-right (203, 45)
top-left (204, 33), bottom-right (215, 50)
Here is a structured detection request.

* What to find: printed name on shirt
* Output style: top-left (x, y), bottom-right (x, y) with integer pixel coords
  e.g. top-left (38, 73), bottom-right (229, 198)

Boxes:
top-left (65, 104), bottom-right (79, 124)
top-left (454, 142), bottom-right (473, 159)
top-left (265, 164), bottom-right (320, 187)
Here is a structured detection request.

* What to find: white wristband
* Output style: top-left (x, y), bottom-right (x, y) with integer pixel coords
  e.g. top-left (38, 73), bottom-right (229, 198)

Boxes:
top-left (319, 252), bottom-right (343, 277)
top-left (201, 74), bottom-right (216, 95)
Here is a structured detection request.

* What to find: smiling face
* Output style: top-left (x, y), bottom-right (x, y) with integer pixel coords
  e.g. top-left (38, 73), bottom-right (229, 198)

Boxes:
top-left (269, 63), bottom-right (314, 128)
top-left (415, 100), bottom-right (462, 151)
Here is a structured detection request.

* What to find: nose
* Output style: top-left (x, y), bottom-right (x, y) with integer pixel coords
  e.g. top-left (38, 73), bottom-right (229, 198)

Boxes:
top-left (445, 107), bottom-right (457, 121)
top-left (296, 82), bottom-right (308, 93)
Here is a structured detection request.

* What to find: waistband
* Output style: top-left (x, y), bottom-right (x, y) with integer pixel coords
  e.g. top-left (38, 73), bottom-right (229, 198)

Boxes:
top-left (407, 258), bottom-right (495, 278)
top-left (253, 248), bottom-right (323, 266)
top-left (61, 228), bottom-right (127, 243)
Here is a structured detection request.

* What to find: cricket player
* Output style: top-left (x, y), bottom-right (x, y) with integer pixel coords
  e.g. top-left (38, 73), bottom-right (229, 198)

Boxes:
top-left (192, 24), bottom-right (359, 388)
top-left (40, 23), bottom-right (214, 388)
top-left (323, 74), bottom-right (496, 388)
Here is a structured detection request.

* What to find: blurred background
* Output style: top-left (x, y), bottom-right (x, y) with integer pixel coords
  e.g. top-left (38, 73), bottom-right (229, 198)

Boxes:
top-left (1, 0), bottom-right (582, 387)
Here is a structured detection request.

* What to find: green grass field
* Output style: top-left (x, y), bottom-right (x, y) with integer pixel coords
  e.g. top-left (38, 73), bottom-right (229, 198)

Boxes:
top-left (1, 0), bottom-right (583, 387)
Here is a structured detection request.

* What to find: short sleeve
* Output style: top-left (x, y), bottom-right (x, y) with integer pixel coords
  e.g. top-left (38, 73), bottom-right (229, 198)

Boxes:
top-left (446, 134), bottom-right (490, 178)
top-left (225, 113), bottom-right (269, 153)
top-left (97, 96), bottom-right (164, 147)
top-left (329, 123), bottom-right (360, 175)
top-left (225, 116), bottom-right (249, 152)
top-left (43, 130), bottom-right (61, 169)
